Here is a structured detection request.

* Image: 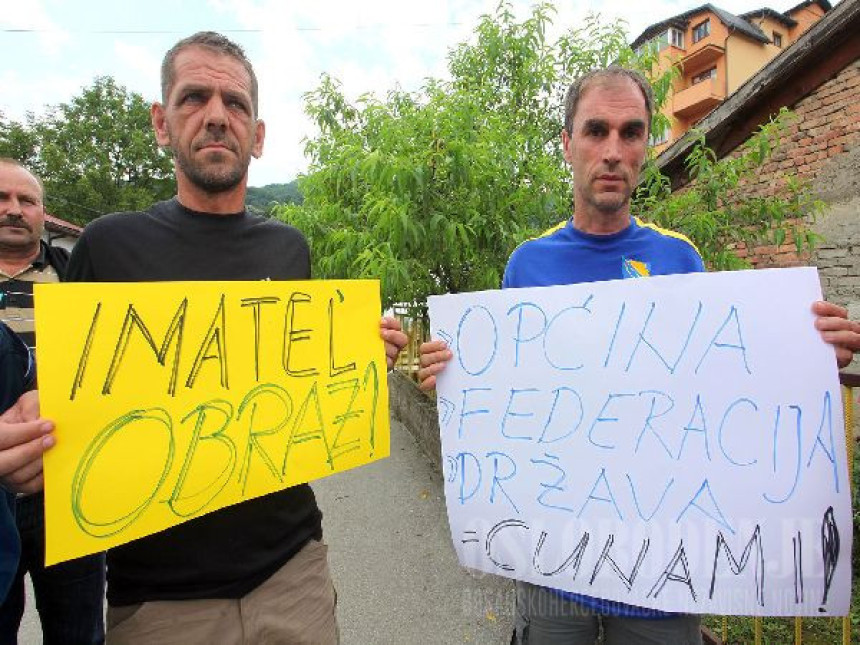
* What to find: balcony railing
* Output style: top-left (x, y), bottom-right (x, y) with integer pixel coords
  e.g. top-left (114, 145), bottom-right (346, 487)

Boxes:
top-left (682, 43), bottom-right (724, 71)
top-left (673, 77), bottom-right (725, 118)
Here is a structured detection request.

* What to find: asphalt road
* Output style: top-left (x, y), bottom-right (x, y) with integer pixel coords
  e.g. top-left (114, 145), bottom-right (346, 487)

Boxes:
top-left (20, 419), bottom-right (513, 644)
top-left (316, 419), bottom-right (514, 645)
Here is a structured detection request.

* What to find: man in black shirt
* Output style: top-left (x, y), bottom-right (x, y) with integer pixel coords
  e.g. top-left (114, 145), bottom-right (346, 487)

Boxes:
top-left (65, 31), bottom-right (407, 644)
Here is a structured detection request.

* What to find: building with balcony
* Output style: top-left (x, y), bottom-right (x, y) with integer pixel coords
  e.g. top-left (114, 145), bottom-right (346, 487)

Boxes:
top-left (653, 0), bottom-right (860, 352)
top-left (631, 0), bottom-right (831, 150)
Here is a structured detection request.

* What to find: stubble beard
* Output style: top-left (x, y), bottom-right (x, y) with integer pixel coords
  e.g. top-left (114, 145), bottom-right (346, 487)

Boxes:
top-left (587, 185), bottom-right (631, 216)
top-left (173, 146), bottom-right (249, 194)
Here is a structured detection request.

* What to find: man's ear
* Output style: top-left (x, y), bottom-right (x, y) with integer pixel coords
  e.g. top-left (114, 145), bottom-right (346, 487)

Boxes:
top-left (561, 128), bottom-right (574, 166)
top-left (151, 102), bottom-right (170, 147)
top-left (35, 205), bottom-right (47, 236)
top-left (252, 119), bottom-right (265, 159)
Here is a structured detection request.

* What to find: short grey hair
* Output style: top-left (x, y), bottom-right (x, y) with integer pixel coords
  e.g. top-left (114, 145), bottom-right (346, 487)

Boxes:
top-left (563, 66), bottom-right (654, 134)
top-left (161, 31), bottom-right (259, 116)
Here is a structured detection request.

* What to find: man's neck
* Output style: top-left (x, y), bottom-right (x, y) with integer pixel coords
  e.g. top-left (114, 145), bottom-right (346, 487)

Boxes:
top-left (175, 178), bottom-right (247, 215)
top-left (0, 244), bottom-right (40, 276)
top-left (572, 205), bottom-right (630, 235)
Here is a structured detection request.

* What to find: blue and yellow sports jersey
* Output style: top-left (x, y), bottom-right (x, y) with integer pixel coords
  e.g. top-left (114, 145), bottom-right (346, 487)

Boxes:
top-left (503, 215), bottom-right (704, 289)
top-left (502, 215), bottom-right (704, 619)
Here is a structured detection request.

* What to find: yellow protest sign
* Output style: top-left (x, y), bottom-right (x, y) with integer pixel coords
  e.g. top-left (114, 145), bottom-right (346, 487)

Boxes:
top-left (34, 280), bottom-right (389, 565)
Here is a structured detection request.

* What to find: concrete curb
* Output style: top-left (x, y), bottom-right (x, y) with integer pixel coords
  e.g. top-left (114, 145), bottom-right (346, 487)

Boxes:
top-left (388, 371), bottom-right (442, 472)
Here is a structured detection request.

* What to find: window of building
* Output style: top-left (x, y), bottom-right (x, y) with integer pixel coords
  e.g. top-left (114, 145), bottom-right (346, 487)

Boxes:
top-left (649, 127), bottom-right (671, 146)
top-left (692, 19), bottom-right (711, 43)
top-left (637, 36), bottom-right (663, 56)
top-left (645, 27), bottom-right (683, 52)
top-left (691, 67), bottom-right (717, 85)
top-left (773, 32), bottom-right (783, 47)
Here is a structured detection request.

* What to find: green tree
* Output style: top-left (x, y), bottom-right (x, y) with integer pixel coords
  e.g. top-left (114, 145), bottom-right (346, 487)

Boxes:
top-left (0, 77), bottom-right (175, 225)
top-left (278, 3), bottom-right (669, 313)
top-left (636, 111), bottom-right (822, 270)
top-left (277, 2), bottom-right (818, 313)
top-left (0, 111), bottom-right (39, 163)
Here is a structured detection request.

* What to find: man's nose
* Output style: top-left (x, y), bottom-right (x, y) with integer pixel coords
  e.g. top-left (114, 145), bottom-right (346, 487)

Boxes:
top-left (602, 132), bottom-right (622, 165)
top-left (204, 96), bottom-right (228, 129)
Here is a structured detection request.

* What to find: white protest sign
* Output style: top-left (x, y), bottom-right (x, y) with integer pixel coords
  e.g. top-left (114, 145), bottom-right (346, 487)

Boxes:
top-left (428, 267), bottom-right (851, 616)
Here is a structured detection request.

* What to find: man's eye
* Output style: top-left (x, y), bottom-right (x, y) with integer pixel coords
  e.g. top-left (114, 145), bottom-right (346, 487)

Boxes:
top-left (183, 92), bottom-right (204, 104)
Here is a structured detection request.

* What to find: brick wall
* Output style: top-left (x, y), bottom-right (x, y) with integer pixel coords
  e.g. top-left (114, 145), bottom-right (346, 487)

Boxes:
top-left (736, 59), bottom-right (860, 204)
top-left (723, 60), bottom-right (860, 312)
top-left (732, 238), bottom-right (810, 269)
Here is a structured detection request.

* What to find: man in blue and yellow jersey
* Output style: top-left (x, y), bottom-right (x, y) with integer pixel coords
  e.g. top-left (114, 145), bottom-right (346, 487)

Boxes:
top-left (418, 66), bottom-right (860, 645)
top-left (500, 68), bottom-right (703, 292)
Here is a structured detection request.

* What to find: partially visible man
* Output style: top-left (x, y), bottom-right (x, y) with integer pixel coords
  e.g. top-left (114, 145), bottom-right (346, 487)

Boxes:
top-left (0, 159), bottom-right (106, 645)
top-left (418, 67), bottom-right (860, 645)
top-left (0, 320), bottom-right (51, 604)
top-left (0, 322), bottom-right (46, 483)
top-left (64, 31), bottom-right (407, 645)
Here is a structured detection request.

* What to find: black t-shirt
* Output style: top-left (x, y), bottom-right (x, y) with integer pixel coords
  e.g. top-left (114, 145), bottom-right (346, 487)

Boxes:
top-left (67, 198), bottom-right (323, 606)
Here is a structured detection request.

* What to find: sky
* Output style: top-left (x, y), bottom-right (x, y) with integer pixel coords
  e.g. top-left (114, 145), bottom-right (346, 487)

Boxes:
top-left (0, 0), bottom-right (826, 187)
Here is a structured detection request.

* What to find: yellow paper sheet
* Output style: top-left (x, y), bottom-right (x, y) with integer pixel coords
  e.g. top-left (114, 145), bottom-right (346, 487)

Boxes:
top-left (34, 280), bottom-right (389, 565)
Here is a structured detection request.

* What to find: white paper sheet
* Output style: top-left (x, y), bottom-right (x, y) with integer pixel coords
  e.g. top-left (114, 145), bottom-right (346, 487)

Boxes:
top-left (428, 267), bottom-right (851, 616)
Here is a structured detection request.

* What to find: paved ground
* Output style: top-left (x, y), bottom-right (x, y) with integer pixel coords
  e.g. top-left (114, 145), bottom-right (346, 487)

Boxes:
top-left (20, 419), bottom-right (514, 644)
top-left (317, 419), bottom-right (514, 645)
top-left (20, 578), bottom-right (39, 643)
